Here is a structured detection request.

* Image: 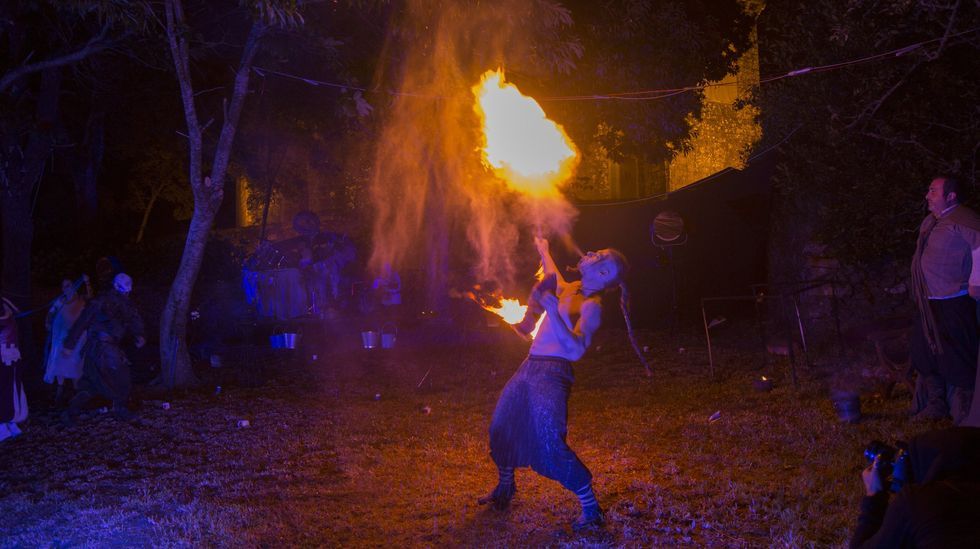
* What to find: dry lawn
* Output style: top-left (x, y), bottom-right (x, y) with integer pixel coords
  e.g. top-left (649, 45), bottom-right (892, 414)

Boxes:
top-left (0, 322), bottom-right (929, 547)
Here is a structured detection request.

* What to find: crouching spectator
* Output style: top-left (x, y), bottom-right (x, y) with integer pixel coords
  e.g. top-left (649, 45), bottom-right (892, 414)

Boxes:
top-left (850, 427), bottom-right (980, 547)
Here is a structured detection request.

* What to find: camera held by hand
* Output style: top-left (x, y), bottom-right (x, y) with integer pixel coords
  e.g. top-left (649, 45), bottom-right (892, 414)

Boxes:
top-left (864, 440), bottom-right (910, 493)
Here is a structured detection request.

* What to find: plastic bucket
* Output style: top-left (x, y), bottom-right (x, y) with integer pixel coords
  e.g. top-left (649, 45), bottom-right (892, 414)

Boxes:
top-left (361, 331), bottom-right (379, 349)
top-left (270, 333), bottom-right (285, 349)
top-left (381, 323), bottom-right (397, 349)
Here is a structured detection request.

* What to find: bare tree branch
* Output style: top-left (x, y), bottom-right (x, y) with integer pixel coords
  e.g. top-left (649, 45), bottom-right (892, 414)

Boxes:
top-left (929, 0), bottom-right (961, 60)
top-left (861, 130), bottom-right (944, 160)
top-left (926, 119), bottom-right (980, 133)
top-left (846, 3), bottom-right (969, 131)
top-left (165, 0), bottom-right (204, 193)
top-left (846, 58), bottom-right (926, 130)
top-left (208, 19), bottom-right (267, 210)
top-left (0, 25), bottom-right (111, 94)
top-left (193, 86), bottom-right (225, 97)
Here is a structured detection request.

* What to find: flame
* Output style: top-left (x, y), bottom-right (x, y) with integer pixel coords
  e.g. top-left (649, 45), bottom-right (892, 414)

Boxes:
top-left (487, 298), bottom-right (527, 324)
top-left (473, 70), bottom-right (579, 197)
top-left (529, 313), bottom-right (546, 338)
top-left (480, 296), bottom-right (546, 339)
top-left (476, 292), bottom-right (548, 339)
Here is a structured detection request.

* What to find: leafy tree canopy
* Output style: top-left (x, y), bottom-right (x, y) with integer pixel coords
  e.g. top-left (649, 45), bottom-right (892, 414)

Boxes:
top-left (538, 0), bottom-right (755, 163)
top-left (758, 0), bottom-right (979, 271)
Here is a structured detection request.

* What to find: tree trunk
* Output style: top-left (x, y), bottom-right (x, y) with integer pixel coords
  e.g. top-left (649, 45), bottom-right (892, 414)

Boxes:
top-left (0, 191), bottom-right (34, 312)
top-left (157, 0), bottom-right (265, 388)
top-left (0, 189), bottom-right (38, 365)
top-left (158, 208), bottom-right (214, 387)
top-left (1, 68), bottom-right (60, 366)
top-left (73, 108), bottom-right (103, 239)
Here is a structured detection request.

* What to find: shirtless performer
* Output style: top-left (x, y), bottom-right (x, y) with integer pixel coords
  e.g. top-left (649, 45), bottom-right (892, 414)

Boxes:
top-left (479, 236), bottom-right (643, 531)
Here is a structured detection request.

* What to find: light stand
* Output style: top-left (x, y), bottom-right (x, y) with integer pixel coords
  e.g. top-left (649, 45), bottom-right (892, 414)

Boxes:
top-left (651, 211), bottom-right (687, 338)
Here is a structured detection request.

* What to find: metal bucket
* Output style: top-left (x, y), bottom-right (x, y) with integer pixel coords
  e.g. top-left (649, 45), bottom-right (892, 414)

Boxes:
top-left (282, 332), bottom-right (300, 349)
top-left (361, 330), bottom-right (379, 349)
top-left (381, 323), bottom-right (397, 349)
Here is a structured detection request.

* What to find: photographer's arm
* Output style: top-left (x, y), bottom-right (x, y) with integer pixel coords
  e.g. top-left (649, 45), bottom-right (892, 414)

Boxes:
top-left (850, 492), bottom-right (915, 548)
top-left (849, 460), bottom-right (912, 548)
top-left (849, 491), bottom-right (888, 548)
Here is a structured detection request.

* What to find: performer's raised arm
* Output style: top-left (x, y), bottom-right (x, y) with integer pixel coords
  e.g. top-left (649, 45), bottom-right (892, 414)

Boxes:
top-left (534, 236), bottom-right (565, 285)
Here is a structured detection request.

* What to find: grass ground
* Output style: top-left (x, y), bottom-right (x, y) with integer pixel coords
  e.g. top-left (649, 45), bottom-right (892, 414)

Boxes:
top-left (0, 320), bottom-right (932, 547)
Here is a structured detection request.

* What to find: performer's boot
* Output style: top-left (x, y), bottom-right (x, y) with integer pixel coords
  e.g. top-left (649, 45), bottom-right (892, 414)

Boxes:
top-left (571, 483), bottom-right (605, 531)
top-left (477, 466), bottom-right (516, 510)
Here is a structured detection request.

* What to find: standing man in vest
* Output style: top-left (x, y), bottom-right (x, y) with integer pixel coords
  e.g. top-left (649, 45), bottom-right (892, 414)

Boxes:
top-left (910, 176), bottom-right (980, 424)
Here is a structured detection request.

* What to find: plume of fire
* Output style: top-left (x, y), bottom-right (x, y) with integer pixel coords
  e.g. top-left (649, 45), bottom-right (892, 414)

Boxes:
top-left (368, 2), bottom-right (585, 299)
top-left (473, 69), bottom-right (579, 198)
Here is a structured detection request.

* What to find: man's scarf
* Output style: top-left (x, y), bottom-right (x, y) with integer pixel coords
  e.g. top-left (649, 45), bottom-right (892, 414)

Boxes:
top-left (911, 205), bottom-right (980, 354)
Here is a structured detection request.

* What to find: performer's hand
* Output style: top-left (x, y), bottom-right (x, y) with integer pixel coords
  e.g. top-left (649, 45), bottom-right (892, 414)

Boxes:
top-left (82, 273), bottom-right (90, 283)
top-left (862, 456), bottom-right (885, 496)
top-left (969, 285), bottom-right (980, 300)
top-left (135, 336), bottom-right (146, 349)
top-left (539, 292), bottom-right (560, 315)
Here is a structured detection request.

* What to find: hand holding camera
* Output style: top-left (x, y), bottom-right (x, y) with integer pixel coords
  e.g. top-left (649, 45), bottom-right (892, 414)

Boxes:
top-left (862, 456), bottom-right (886, 496)
top-left (863, 440), bottom-right (909, 494)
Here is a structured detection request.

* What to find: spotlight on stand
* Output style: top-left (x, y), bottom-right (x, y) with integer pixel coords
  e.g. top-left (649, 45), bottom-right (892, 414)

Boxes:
top-left (650, 210), bottom-right (687, 336)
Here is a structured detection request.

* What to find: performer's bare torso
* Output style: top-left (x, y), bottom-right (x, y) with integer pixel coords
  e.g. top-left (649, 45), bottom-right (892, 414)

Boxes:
top-left (529, 280), bottom-right (599, 361)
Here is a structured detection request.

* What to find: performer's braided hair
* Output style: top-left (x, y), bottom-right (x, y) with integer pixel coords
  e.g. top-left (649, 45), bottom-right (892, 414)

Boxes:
top-left (604, 250), bottom-right (652, 376)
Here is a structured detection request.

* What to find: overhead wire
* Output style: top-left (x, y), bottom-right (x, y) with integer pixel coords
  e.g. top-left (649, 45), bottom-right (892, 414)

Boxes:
top-left (249, 27), bottom-right (977, 207)
top-left (252, 26), bottom-right (979, 102)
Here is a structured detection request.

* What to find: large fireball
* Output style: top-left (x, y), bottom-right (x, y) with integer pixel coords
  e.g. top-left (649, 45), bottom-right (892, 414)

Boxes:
top-left (473, 70), bottom-right (579, 197)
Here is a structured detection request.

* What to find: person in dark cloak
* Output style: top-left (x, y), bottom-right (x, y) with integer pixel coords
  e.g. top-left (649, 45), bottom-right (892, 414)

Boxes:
top-left (61, 273), bottom-right (146, 423)
top-left (479, 236), bottom-right (647, 532)
top-left (850, 426), bottom-right (980, 547)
